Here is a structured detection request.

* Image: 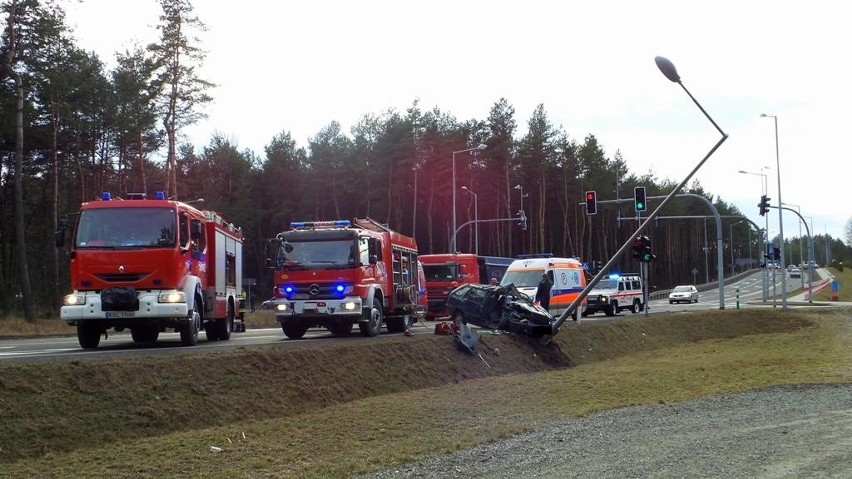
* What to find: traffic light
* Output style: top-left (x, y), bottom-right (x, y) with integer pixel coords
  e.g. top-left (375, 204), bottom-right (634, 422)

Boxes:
top-left (640, 235), bottom-right (655, 262)
top-left (632, 236), bottom-right (643, 259)
top-left (634, 186), bottom-right (647, 212)
top-left (758, 195), bottom-right (771, 216)
top-left (585, 190), bottom-right (597, 215)
top-left (517, 209), bottom-right (527, 230)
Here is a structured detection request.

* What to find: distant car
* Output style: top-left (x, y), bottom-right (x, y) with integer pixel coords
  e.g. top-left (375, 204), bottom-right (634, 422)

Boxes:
top-left (789, 268), bottom-right (802, 278)
top-left (445, 283), bottom-right (554, 336)
top-left (668, 285), bottom-right (699, 304)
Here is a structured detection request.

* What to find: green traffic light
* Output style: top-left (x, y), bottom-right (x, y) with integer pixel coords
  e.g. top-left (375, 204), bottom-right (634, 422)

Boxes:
top-left (636, 202), bottom-right (644, 209)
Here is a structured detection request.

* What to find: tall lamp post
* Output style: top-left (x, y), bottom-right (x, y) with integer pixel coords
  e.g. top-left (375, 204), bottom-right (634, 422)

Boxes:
top-left (461, 186), bottom-right (479, 255)
top-left (782, 202), bottom-right (803, 266)
top-left (739, 166), bottom-right (770, 301)
top-left (513, 184), bottom-right (528, 252)
top-left (761, 113), bottom-right (786, 310)
top-left (729, 220), bottom-right (744, 275)
top-left (451, 144), bottom-right (486, 251)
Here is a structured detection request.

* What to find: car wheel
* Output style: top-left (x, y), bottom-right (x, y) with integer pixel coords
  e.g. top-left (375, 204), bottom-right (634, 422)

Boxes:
top-left (669, 300), bottom-right (673, 304)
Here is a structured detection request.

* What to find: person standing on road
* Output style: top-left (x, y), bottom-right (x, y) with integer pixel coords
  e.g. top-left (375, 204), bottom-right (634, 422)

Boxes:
top-left (535, 273), bottom-right (553, 311)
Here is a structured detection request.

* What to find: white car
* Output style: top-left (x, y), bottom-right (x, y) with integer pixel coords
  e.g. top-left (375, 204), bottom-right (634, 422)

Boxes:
top-left (669, 285), bottom-right (699, 304)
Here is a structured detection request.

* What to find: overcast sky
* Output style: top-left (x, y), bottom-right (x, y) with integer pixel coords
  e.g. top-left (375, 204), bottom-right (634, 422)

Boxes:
top-left (65, 0), bottom-right (851, 244)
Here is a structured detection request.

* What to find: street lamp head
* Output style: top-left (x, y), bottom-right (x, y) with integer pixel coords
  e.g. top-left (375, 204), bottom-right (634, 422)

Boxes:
top-left (475, 143), bottom-right (487, 151)
top-left (514, 184), bottom-right (522, 190)
top-left (655, 56), bottom-right (681, 83)
top-left (461, 186), bottom-right (470, 192)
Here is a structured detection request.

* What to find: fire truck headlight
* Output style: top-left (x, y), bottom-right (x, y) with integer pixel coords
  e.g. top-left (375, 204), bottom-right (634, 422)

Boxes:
top-left (341, 301), bottom-right (359, 311)
top-left (158, 291), bottom-right (186, 303)
top-left (275, 303), bottom-right (289, 312)
top-left (63, 293), bottom-right (86, 306)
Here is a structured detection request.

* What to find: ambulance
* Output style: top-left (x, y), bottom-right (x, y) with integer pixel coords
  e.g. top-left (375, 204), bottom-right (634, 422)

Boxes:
top-left (500, 256), bottom-right (586, 320)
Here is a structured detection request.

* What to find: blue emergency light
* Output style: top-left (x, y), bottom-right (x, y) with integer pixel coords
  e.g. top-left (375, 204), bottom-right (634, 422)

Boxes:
top-left (155, 191), bottom-right (166, 200)
top-left (100, 192), bottom-right (111, 201)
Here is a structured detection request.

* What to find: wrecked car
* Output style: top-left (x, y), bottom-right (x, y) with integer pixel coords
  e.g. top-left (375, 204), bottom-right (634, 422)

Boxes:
top-left (445, 283), bottom-right (554, 336)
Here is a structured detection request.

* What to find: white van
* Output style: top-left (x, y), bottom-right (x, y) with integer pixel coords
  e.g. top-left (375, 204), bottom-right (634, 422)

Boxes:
top-left (583, 274), bottom-right (644, 317)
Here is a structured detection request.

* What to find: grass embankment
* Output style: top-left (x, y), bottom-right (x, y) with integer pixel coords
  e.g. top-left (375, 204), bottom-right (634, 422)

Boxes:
top-left (2, 307), bottom-right (851, 478)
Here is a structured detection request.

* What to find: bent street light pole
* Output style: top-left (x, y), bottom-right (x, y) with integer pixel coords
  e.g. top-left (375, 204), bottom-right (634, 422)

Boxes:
top-left (553, 56), bottom-right (729, 334)
top-left (451, 144), bottom-right (486, 252)
top-left (761, 113), bottom-right (786, 311)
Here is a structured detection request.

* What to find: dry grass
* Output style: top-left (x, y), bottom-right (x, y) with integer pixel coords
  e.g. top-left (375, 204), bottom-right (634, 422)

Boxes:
top-left (2, 307), bottom-right (851, 478)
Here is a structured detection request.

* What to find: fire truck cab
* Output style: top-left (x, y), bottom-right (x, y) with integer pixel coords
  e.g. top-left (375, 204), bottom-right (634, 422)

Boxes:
top-left (265, 218), bottom-right (421, 339)
top-left (57, 191), bottom-right (245, 349)
top-left (420, 253), bottom-right (513, 320)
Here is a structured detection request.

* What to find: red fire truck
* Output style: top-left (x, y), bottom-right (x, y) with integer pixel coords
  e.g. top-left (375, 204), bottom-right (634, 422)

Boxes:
top-left (264, 218), bottom-right (421, 339)
top-left (56, 191), bottom-right (245, 349)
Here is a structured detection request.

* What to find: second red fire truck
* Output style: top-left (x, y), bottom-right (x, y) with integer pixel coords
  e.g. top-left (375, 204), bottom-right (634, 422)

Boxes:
top-left (265, 218), bottom-right (422, 339)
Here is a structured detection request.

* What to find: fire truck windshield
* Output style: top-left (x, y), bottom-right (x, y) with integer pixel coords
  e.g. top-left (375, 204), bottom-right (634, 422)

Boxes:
top-left (422, 264), bottom-right (458, 281)
top-left (75, 208), bottom-right (177, 248)
top-left (276, 239), bottom-right (356, 268)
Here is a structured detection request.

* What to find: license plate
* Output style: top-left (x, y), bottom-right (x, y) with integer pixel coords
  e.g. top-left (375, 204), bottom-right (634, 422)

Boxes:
top-left (292, 293), bottom-right (310, 299)
top-left (105, 311), bottom-right (135, 319)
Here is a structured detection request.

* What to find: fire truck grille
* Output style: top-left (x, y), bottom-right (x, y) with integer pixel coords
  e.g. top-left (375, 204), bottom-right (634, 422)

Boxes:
top-left (96, 273), bottom-right (148, 283)
top-left (427, 287), bottom-right (447, 297)
top-left (287, 283), bottom-right (346, 300)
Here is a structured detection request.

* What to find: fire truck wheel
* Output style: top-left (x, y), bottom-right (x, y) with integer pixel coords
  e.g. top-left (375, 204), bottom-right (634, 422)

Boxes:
top-left (180, 308), bottom-right (200, 346)
top-left (204, 321), bottom-right (219, 341)
top-left (77, 322), bottom-right (101, 349)
top-left (131, 326), bottom-right (159, 343)
top-left (282, 321), bottom-right (308, 339)
top-left (328, 322), bottom-right (353, 336)
top-left (216, 302), bottom-right (235, 341)
top-left (385, 316), bottom-right (410, 334)
top-left (359, 299), bottom-right (383, 337)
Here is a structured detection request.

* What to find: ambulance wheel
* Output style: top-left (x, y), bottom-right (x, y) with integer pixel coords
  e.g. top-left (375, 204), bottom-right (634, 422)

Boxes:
top-left (282, 321), bottom-right (309, 339)
top-left (77, 322), bottom-right (101, 349)
top-left (630, 299), bottom-right (641, 314)
top-left (604, 304), bottom-right (615, 317)
top-left (359, 299), bottom-right (383, 337)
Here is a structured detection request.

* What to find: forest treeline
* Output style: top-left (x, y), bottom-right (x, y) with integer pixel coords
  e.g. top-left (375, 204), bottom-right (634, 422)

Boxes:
top-left (2, 0), bottom-right (849, 319)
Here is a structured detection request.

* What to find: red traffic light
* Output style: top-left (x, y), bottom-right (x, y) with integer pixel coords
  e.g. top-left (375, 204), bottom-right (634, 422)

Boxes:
top-left (585, 190), bottom-right (597, 215)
